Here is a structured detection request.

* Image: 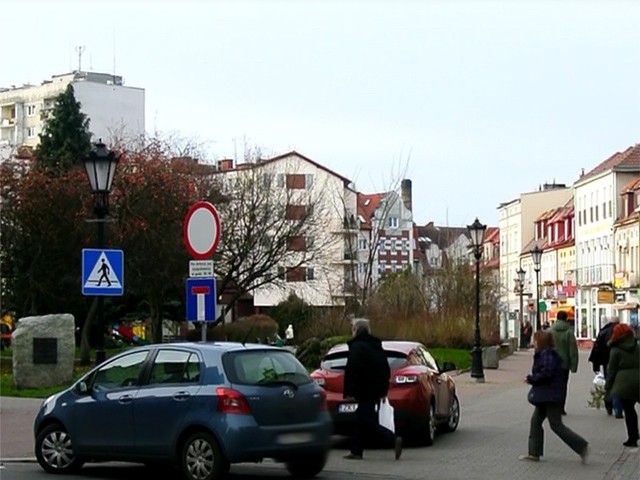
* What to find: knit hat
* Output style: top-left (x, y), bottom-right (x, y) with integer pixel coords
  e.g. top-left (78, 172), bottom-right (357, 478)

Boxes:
top-left (609, 323), bottom-right (635, 345)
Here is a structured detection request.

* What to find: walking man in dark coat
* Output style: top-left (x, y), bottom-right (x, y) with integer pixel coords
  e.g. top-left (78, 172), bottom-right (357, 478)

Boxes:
top-left (343, 318), bottom-right (402, 460)
top-left (589, 316), bottom-right (623, 416)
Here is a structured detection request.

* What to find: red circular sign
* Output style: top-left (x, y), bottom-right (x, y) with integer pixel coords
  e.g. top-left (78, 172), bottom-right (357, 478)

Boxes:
top-left (183, 201), bottom-right (221, 259)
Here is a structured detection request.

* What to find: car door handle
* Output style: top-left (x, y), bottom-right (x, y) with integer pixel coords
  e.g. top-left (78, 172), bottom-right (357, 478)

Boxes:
top-left (173, 391), bottom-right (191, 401)
top-left (118, 395), bottom-right (134, 404)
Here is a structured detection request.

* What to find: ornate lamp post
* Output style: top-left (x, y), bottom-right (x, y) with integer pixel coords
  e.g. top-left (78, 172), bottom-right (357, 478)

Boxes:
top-left (83, 139), bottom-right (120, 365)
top-left (530, 245), bottom-right (543, 331)
top-left (516, 266), bottom-right (526, 348)
top-left (467, 217), bottom-right (487, 383)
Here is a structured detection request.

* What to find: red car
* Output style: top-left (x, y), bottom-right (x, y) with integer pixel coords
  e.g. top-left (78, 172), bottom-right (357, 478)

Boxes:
top-left (310, 340), bottom-right (460, 446)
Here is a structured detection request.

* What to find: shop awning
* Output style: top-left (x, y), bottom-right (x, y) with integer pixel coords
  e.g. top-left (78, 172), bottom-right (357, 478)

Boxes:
top-left (613, 302), bottom-right (640, 310)
top-left (548, 305), bottom-right (575, 320)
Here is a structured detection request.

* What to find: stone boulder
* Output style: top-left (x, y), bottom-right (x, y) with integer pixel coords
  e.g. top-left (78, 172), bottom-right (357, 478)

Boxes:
top-left (12, 313), bottom-right (75, 389)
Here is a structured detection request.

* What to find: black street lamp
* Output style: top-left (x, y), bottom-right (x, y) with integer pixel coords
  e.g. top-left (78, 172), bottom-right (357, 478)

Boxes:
top-left (83, 139), bottom-right (120, 365)
top-left (516, 266), bottom-right (526, 348)
top-left (467, 217), bottom-right (487, 383)
top-left (530, 245), bottom-right (543, 331)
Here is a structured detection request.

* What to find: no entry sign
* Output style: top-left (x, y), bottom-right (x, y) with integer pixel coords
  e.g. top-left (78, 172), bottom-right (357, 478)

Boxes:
top-left (183, 201), bottom-right (221, 260)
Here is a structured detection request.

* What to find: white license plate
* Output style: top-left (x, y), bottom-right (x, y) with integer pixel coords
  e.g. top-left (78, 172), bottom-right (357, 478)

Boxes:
top-left (277, 432), bottom-right (314, 445)
top-left (338, 403), bottom-right (358, 413)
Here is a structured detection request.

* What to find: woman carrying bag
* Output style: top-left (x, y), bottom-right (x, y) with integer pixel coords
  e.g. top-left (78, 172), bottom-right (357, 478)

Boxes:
top-left (520, 330), bottom-right (590, 463)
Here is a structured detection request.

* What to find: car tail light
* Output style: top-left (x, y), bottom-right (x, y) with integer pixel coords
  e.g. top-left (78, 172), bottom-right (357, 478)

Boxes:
top-left (318, 388), bottom-right (328, 411)
top-left (394, 373), bottom-right (419, 384)
top-left (216, 387), bottom-right (251, 415)
top-left (311, 372), bottom-right (326, 387)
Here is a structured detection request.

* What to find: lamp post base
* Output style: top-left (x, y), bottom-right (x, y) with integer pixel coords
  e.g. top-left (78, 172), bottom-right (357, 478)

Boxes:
top-left (95, 349), bottom-right (106, 366)
top-left (470, 346), bottom-right (485, 383)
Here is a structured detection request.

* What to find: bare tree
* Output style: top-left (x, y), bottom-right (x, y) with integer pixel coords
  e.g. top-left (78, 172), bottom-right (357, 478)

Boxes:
top-left (205, 155), bottom-right (343, 325)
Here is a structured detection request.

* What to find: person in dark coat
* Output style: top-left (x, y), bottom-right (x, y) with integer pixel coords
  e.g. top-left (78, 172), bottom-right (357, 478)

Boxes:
top-left (343, 318), bottom-right (402, 460)
top-left (605, 323), bottom-right (640, 447)
top-left (589, 316), bottom-right (623, 416)
top-left (550, 310), bottom-right (579, 415)
top-left (519, 330), bottom-right (589, 463)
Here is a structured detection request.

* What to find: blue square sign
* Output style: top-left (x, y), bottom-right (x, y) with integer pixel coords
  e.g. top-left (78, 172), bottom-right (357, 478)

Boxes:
top-left (186, 278), bottom-right (216, 322)
top-left (82, 249), bottom-right (124, 296)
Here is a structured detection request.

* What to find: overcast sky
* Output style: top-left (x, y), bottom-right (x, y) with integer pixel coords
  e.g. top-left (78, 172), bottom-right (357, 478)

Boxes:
top-left (3, 0), bottom-right (639, 227)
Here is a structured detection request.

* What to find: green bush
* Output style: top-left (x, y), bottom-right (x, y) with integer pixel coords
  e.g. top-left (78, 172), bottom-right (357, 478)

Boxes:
top-left (296, 335), bottom-right (351, 369)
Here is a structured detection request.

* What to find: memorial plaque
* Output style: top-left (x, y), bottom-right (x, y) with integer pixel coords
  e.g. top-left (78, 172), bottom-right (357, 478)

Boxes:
top-left (33, 338), bottom-right (58, 364)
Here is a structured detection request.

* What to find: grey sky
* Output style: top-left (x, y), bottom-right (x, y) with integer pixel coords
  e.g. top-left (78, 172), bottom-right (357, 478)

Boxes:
top-left (3, 0), bottom-right (639, 227)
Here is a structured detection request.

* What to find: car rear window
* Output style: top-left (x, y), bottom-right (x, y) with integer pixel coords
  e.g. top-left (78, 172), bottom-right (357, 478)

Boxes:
top-left (322, 351), bottom-right (407, 371)
top-left (222, 350), bottom-right (312, 387)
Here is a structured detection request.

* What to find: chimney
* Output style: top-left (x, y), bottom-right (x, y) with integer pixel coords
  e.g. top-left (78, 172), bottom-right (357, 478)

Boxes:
top-left (401, 179), bottom-right (412, 212)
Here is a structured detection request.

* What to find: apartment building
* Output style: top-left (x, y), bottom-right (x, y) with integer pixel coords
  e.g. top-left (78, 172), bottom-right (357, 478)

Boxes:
top-left (216, 151), bottom-right (357, 310)
top-left (574, 144), bottom-right (640, 339)
top-left (0, 71), bottom-right (145, 158)
top-left (612, 176), bottom-right (640, 327)
top-left (498, 183), bottom-right (573, 334)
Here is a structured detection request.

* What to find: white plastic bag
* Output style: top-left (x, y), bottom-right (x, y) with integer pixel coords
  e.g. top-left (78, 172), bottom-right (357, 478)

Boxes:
top-left (593, 372), bottom-right (605, 387)
top-left (378, 397), bottom-right (395, 433)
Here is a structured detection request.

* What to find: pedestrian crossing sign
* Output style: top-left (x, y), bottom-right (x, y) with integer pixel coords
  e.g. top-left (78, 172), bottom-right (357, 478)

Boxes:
top-left (82, 249), bottom-right (124, 296)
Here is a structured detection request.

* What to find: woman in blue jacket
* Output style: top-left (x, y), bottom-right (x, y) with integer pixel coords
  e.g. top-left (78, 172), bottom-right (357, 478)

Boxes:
top-left (520, 330), bottom-right (589, 463)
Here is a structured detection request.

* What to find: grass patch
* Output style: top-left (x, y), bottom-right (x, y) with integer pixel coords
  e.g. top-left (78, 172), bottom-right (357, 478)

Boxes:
top-left (430, 348), bottom-right (471, 371)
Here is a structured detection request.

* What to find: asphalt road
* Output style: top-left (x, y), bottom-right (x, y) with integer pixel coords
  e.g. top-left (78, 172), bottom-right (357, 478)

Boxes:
top-left (1, 349), bottom-right (638, 480)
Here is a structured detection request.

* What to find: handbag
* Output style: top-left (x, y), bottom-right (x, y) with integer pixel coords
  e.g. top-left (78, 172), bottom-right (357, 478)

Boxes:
top-left (378, 397), bottom-right (395, 433)
top-left (527, 387), bottom-right (542, 406)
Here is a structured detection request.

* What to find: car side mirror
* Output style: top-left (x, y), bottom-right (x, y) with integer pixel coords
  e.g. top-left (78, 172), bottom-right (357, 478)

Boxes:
top-left (441, 361), bottom-right (456, 373)
top-left (76, 381), bottom-right (89, 394)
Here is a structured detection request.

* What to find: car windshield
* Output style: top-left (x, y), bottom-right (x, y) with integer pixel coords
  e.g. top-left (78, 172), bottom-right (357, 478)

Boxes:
top-left (223, 350), bottom-right (312, 387)
top-left (322, 350), bottom-right (407, 371)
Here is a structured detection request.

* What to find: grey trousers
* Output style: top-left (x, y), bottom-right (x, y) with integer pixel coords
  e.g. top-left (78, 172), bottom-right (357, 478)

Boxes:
top-left (528, 402), bottom-right (588, 457)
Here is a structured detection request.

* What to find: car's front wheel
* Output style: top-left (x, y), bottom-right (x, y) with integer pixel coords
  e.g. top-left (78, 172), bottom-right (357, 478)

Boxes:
top-left (35, 424), bottom-right (84, 474)
top-left (285, 451), bottom-right (328, 478)
top-left (181, 432), bottom-right (229, 480)
top-left (439, 394), bottom-right (460, 433)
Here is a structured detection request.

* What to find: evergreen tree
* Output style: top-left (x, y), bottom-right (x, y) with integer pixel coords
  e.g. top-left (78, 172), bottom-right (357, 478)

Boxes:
top-left (34, 84), bottom-right (92, 173)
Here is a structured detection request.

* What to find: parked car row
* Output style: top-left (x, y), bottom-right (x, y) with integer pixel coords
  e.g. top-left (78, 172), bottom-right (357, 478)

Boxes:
top-left (33, 339), bottom-right (460, 479)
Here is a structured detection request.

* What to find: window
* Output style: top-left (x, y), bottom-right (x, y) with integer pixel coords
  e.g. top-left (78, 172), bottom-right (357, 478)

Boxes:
top-left (358, 238), bottom-right (367, 250)
top-left (277, 267), bottom-right (285, 280)
top-left (388, 216), bottom-right (399, 228)
top-left (595, 205), bottom-right (599, 221)
top-left (26, 105), bottom-right (37, 116)
top-left (358, 262), bottom-right (366, 274)
top-left (287, 235), bottom-right (306, 251)
top-left (27, 126), bottom-right (36, 138)
top-left (277, 174), bottom-right (285, 187)
top-left (148, 350), bottom-right (200, 385)
top-left (262, 173), bottom-right (274, 188)
top-left (306, 267), bottom-right (314, 281)
top-left (91, 351), bottom-right (148, 391)
top-left (285, 204), bottom-right (306, 220)
top-left (286, 174), bottom-right (306, 189)
top-left (223, 350), bottom-right (311, 386)
top-left (305, 174), bottom-right (314, 188)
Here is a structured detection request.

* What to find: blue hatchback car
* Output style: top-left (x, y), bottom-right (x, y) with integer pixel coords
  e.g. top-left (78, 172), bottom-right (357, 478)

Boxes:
top-left (33, 342), bottom-right (332, 480)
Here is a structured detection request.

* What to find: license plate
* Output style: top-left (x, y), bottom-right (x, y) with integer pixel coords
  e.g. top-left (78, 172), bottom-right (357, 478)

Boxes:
top-left (277, 432), bottom-right (314, 445)
top-left (339, 403), bottom-right (358, 413)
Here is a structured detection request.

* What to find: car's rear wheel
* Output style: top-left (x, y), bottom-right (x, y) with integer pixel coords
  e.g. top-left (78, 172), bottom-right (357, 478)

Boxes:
top-left (181, 432), bottom-right (229, 480)
top-left (35, 424), bottom-right (84, 474)
top-left (424, 401), bottom-right (436, 446)
top-left (440, 394), bottom-right (460, 433)
top-left (285, 451), bottom-right (328, 478)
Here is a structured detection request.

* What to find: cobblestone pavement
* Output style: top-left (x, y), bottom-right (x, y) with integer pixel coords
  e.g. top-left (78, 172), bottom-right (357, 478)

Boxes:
top-left (2, 348), bottom-right (639, 480)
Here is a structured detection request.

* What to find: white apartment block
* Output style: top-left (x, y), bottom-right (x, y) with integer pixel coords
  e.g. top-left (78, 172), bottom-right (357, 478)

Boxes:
top-left (574, 144), bottom-right (640, 339)
top-left (0, 71), bottom-right (145, 158)
top-left (498, 183), bottom-right (572, 334)
top-left (218, 151), bottom-right (357, 309)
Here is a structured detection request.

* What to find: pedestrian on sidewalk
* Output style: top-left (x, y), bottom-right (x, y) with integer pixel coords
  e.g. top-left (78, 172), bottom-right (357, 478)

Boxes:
top-left (520, 330), bottom-right (589, 464)
top-left (589, 316), bottom-right (624, 417)
top-left (605, 323), bottom-right (640, 448)
top-left (343, 317), bottom-right (402, 461)
top-left (550, 310), bottom-right (579, 415)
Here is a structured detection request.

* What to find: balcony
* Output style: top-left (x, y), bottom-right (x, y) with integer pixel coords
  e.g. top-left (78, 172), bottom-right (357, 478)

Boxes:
top-left (0, 118), bottom-right (15, 128)
top-left (575, 264), bottom-right (615, 287)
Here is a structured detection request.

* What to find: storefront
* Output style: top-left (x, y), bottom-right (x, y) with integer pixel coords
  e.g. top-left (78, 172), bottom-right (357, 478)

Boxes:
top-left (576, 287), bottom-right (615, 340)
